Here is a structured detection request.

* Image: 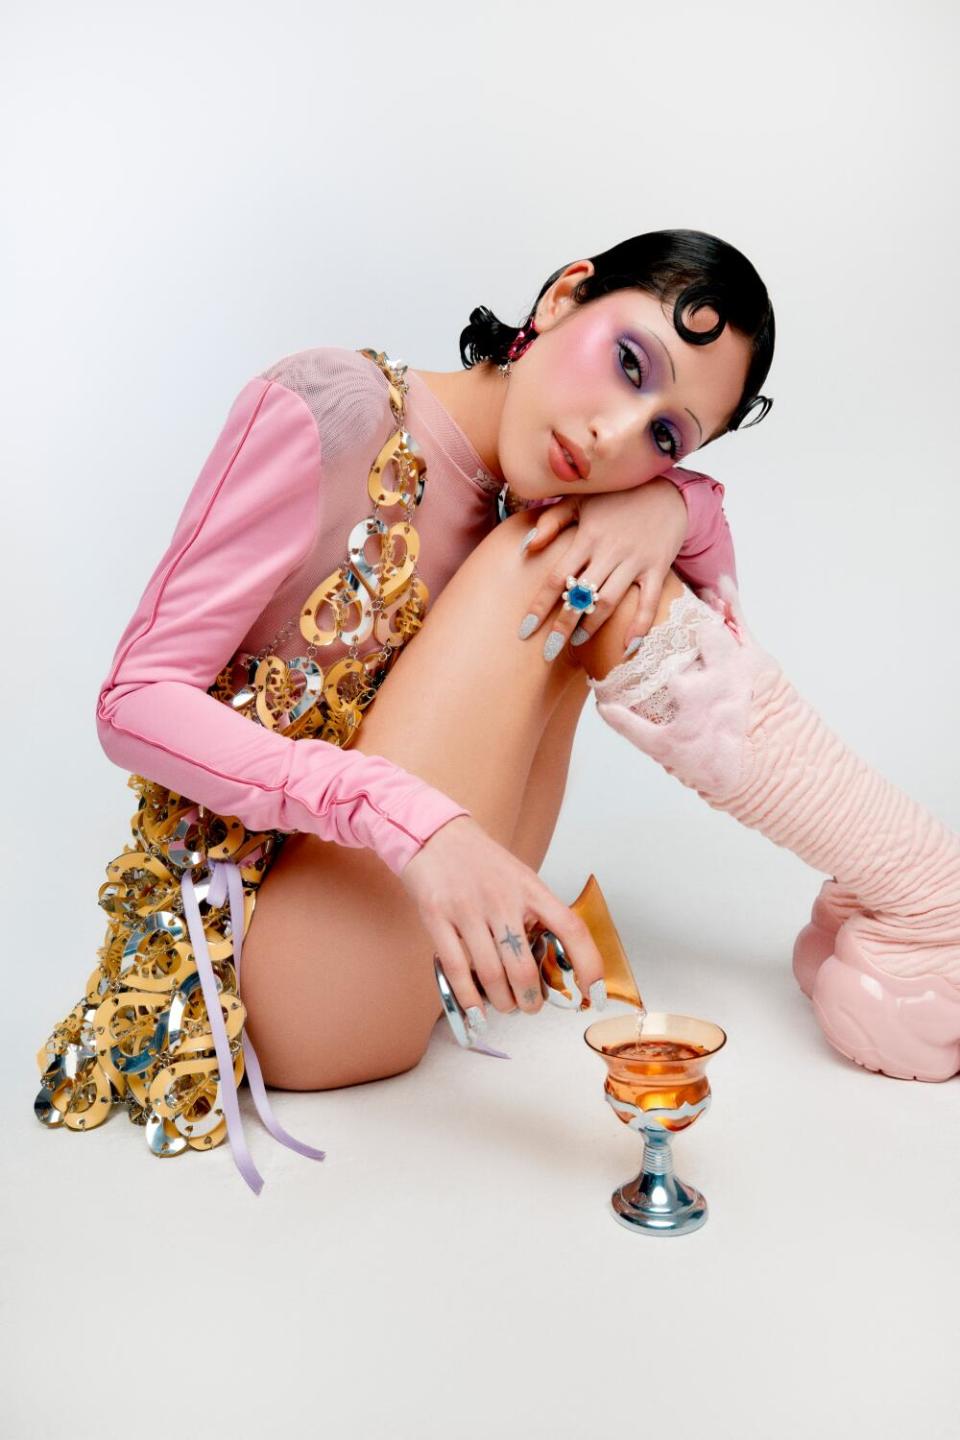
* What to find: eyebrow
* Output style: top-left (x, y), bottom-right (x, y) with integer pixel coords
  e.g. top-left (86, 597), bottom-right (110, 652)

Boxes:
top-left (638, 325), bottom-right (703, 444)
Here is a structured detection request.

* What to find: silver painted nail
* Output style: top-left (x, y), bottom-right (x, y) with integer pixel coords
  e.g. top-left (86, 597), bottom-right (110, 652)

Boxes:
top-left (570, 625), bottom-right (589, 647)
top-left (543, 630), bottom-right (565, 663)
top-left (623, 636), bottom-right (643, 660)
top-left (518, 612), bottom-right (539, 640)
top-left (589, 979), bottom-right (608, 1011)
top-left (519, 527), bottom-right (538, 553)
top-left (465, 1005), bottom-right (487, 1034)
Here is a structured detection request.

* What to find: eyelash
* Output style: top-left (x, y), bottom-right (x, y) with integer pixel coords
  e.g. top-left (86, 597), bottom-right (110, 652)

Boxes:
top-left (618, 340), bottom-right (683, 461)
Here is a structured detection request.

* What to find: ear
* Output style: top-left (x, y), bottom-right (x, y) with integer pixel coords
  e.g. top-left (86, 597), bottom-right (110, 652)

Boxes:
top-left (535, 259), bottom-right (595, 332)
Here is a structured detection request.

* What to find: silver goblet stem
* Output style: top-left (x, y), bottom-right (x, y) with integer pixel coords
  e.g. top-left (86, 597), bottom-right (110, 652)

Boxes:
top-left (605, 1092), bottom-right (712, 1236)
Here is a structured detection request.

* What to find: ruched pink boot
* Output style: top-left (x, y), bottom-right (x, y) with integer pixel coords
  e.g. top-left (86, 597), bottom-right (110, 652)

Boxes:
top-left (588, 578), bottom-right (960, 1082)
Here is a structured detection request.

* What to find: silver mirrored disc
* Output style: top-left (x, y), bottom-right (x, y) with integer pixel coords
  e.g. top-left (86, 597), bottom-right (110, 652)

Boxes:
top-left (338, 578), bottom-right (374, 647)
top-left (34, 1085), bottom-right (65, 1126)
top-left (121, 909), bottom-right (186, 968)
top-left (79, 1008), bottom-right (100, 1059)
top-left (283, 658), bottom-right (324, 724)
top-left (166, 813), bottom-right (206, 870)
top-left (167, 971), bottom-right (202, 1047)
top-left (396, 431), bottom-right (426, 506)
top-left (347, 516), bottom-right (388, 588)
top-left (145, 1110), bottom-right (189, 1157)
top-left (110, 1011), bottom-right (166, 1075)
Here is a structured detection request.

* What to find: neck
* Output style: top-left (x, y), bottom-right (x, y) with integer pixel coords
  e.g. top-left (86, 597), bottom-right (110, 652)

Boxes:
top-left (410, 362), bottom-right (507, 484)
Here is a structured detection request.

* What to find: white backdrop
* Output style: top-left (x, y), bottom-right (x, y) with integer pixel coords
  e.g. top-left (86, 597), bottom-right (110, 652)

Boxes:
top-left (3, 3), bottom-right (957, 1438)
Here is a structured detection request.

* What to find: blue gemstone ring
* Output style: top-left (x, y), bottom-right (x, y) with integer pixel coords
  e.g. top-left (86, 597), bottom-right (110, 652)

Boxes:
top-left (562, 574), bottom-right (600, 615)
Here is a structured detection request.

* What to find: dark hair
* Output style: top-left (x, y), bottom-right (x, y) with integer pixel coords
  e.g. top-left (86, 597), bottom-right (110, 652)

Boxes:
top-left (459, 228), bottom-right (774, 442)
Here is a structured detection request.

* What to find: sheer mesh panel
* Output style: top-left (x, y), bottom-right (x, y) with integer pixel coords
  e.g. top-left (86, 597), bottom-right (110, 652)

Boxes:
top-left (259, 347), bottom-right (394, 467)
top-left (237, 346), bottom-right (501, 661)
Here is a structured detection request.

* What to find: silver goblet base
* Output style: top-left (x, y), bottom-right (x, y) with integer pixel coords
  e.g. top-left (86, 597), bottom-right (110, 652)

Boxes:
top-left (606, 1096), bottom-right (711, 1236)
top-left (611, 1140), bottom-right (708, 1236)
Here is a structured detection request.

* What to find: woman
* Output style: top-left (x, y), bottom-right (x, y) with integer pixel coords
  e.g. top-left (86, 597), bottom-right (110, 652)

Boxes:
top-left (36, 229), bottom-right (957, 1195)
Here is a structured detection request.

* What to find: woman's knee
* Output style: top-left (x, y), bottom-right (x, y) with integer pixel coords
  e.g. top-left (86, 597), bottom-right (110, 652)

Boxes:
top-left (262, 1021), bottom-right (436, 1092)
top-left (574, 568), bottom-right (688, 682)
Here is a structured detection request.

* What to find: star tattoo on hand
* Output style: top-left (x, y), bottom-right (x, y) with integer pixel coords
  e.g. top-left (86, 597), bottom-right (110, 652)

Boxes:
top-left (498, 925), bottom-right (524, 956)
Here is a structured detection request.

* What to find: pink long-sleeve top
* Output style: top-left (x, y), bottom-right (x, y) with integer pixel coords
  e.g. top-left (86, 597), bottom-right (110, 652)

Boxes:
top-left (95, 346), bottom-right (737, 877)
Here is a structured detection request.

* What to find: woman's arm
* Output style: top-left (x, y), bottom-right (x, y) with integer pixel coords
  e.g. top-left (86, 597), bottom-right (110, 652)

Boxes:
top-left (515, 464), bottom-right (738, 658)
top-left (95, 373), bottom-right (469, 877)
top-left (662, 464), bottom-right (738, 591)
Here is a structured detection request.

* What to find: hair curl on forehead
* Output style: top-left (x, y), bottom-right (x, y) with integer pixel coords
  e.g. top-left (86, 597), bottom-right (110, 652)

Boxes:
top-left (459, 228), bottom-right (775, 443)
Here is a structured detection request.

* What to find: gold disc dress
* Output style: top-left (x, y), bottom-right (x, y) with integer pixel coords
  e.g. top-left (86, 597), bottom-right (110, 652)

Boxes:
top-left (34, 348), bottom-right (529, 1194)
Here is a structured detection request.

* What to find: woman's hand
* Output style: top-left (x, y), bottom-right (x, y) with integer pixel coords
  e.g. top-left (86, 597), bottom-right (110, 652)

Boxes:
top-left (517, 480), bottom-right (689, 661)
top-left (398, 814), bottom-right (605, 1026)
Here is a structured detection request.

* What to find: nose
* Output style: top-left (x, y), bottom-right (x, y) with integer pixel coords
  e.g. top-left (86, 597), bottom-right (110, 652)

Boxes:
top-left (590, 397), bottom-right (659, 463)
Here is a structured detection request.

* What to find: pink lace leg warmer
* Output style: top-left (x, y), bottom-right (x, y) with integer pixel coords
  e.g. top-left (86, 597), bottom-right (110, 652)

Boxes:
top-left (588, 577), bottom-right (960, 1081)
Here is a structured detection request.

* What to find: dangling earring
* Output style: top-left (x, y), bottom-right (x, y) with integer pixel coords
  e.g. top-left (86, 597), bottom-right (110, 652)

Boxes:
top-left (498, 317), bottom-right (538, 377)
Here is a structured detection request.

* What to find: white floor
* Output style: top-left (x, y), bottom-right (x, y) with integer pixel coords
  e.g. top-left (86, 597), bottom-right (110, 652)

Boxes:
top-left (7, 758), bottom-right (958, 1440)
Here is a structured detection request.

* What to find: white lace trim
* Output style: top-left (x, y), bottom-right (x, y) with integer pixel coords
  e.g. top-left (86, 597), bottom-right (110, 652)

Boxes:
top-left (589, 588), bottom-right (723, 725)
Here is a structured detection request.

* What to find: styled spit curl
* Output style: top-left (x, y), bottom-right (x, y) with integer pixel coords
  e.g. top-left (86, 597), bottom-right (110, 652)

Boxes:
top-left (459, 228), bottom-right (775, 442)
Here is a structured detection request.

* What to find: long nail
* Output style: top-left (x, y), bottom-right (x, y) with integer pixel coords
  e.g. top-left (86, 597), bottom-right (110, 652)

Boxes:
top-left (623, 636), bottom-right (643, 659)
top-left (519, 527), bottom-right (538, 553)
top-left (465, 1005), bottom-right (488, 1035)
top-left (570, 625), bottom-right (589, 646)
top-left (543, 630), bottom-right (565, 663)
top-left (518, 613), bottom-right (539, 640)
top-left (589, 979), bottom-right (608, 1011)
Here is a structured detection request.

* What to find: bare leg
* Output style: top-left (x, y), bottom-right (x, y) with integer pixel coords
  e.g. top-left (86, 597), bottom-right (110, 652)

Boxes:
top-left (572, 570), bottom-right (688, 685)
top-left (241, 512), bottom-right (593, 1090)
top-left (508, 567), bottom-right (691, 868)
top-left (509, 669), bottom-right (591, 871)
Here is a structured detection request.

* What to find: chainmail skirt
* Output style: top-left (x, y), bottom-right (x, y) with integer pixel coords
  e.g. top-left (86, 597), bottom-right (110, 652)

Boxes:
top-left (33, 773), bottom-right (327, 1194)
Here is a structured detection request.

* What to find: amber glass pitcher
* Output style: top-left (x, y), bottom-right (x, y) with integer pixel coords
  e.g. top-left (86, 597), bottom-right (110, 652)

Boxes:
top-left (529, 872), bottom-right (644, 1011)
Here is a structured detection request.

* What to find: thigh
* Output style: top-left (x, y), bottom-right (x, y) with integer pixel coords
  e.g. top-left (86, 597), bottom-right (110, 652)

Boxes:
top-left (240, 513), bottom-right (582, 1090)
top-left (240, 829), bottom-right (444, 1091)
top-left (241, 675), bottom-right (585, 1094)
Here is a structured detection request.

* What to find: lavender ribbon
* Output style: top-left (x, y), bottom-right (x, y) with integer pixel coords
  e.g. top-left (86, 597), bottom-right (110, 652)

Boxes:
top-left (179, 858), bottom-right (327, 1196)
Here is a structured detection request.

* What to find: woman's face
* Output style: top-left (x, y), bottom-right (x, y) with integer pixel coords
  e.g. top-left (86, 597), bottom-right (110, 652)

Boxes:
top-left (496, 260), bottom-right (754, 501)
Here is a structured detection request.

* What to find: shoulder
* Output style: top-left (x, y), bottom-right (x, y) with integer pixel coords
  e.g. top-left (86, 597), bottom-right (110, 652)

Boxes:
top-left (662, 463), bottom-right (725, 498)
top-left (256, 345), bottom-right (393, 464)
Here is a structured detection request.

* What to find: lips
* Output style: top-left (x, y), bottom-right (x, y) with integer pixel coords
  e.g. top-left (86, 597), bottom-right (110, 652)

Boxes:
top-left (552, 431), bottom-right (590, 480)
top-left (549, 433), bottom-right (578, 482)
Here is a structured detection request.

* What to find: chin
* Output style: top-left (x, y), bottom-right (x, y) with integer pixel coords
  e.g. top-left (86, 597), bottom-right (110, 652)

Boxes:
top-left (496, 468), bottom-right (536, 503)
top-left (498, 431), bottom-right (553, 504)
top-left (506, 482), bottom-right (552, 504)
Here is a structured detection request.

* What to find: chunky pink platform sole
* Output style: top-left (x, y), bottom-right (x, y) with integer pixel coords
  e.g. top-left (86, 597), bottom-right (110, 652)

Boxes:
top-left (791, 879), bottom-right (862, 997)
top-left (792, 881), bottom-right (960, 1082)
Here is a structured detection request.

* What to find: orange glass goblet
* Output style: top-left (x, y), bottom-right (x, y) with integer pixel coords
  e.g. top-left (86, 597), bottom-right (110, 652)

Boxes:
top-left (583, 1012), bottom-right (727, 1236)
